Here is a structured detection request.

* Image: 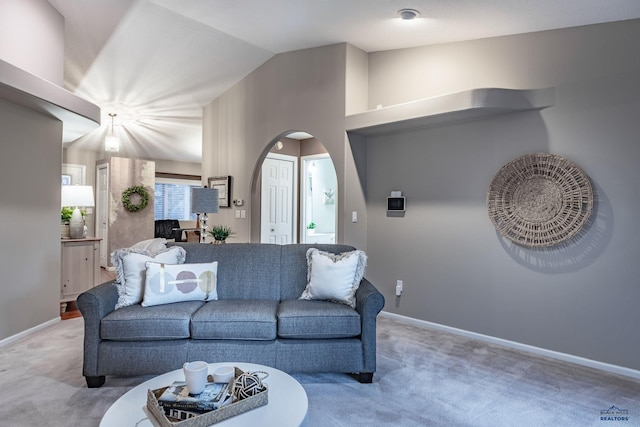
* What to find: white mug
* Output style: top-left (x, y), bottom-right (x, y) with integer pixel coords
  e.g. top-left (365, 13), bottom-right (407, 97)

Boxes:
top-left (183, 361), bottom-right (208, 394)
top-left (213, 365), bottom-right (235, 383)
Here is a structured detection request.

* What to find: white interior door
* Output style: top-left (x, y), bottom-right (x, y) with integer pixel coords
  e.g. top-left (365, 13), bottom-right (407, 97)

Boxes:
top-left (96, 164), bottom-right (109, 268)
top-left (261, 154), bottom-right (297, 244)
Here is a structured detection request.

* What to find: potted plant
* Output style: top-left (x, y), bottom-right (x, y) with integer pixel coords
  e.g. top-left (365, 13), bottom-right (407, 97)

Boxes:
top-left (207, 225), bottom-right (234, 244)
top-left (61, 207), bottom-right (74, 238)
top-left (61, 206), bottom-right (74, 223)
top-left (61, 207), bottom-right (87, 239)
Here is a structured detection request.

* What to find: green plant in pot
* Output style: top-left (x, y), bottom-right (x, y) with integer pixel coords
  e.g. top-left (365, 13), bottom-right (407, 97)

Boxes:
top-left (61, 206), bottom-right (74, 224)
top-left (61, 206), bottom-right (74, 239)
top-left (207, 225), bottom-right (234, 244)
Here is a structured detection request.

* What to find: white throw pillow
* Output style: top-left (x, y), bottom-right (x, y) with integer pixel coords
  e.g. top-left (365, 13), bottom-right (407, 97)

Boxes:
top-left (142, 262), bottom-right (218, 307)
top-left (299, 248), bottom-right (367, 308)
top-left (113, 246), bottom-right (186, 309)
top-left (129, 237), bottom-right (168, 255)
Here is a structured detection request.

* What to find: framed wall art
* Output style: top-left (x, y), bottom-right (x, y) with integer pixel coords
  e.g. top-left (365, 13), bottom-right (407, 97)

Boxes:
top-left (62, 163), bottom-right (86, 186)
top-left (208, 176), bottom-right (232, 208)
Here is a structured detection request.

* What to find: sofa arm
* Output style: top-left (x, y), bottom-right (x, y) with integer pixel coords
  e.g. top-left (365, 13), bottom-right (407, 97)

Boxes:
top-left (76, 280), bottom-right (119, 378)
top-left (355, 278), bottom-right (385, 375)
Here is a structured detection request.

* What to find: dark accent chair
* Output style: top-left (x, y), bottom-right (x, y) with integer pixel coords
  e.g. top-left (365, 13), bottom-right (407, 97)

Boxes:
top-left (154, 219), bottom-right (185, 242)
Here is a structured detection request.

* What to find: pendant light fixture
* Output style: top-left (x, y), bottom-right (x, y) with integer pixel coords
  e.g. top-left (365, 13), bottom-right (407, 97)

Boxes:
top-left (104, 113), bottom-right (120, 152)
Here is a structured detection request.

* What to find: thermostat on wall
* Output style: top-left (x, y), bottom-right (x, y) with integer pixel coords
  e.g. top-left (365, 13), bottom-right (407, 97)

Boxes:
top-left (387, 195), bottom-right (405, 212)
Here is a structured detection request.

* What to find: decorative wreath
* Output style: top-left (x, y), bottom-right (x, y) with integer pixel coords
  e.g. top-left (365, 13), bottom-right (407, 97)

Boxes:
top-left (121, 185), bottom-right (149, 212)
top-left (486, 153), bottom-right (593, 248)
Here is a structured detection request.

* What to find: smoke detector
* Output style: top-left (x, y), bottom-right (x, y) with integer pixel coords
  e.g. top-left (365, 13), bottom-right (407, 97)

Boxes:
top-left (398, 8), bottom-right (420, 20)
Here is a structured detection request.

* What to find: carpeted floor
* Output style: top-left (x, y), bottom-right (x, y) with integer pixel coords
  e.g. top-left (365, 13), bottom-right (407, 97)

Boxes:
top-left (0, 315), bottom-right (638, 426)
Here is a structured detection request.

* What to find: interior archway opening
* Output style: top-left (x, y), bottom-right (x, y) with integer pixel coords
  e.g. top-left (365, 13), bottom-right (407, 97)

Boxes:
top-left (251, 131), bottom-right (337, 244)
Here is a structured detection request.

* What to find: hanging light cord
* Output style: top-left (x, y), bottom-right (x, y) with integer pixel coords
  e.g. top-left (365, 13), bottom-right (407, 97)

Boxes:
top-left (108, 113), bottom-right (117, 135)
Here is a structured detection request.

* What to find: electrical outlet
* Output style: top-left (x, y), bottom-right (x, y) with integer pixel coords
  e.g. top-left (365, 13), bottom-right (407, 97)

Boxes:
top-left (396, 280), bottom-right (403, 296)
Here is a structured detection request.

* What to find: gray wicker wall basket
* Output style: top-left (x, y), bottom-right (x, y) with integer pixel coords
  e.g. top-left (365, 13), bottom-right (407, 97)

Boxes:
top-left (486, 153), bottom-right (593, 248)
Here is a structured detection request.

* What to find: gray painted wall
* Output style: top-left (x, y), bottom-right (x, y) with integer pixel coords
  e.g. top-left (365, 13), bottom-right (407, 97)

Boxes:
top-left (365, 20), bottom-right (640, 370)
top-left (0, 101), bottom-right (62, 340)
top-left (202, 44), bottom-right (351, 244)
top-left (203, 20), bottom-right (640, 372)
top-left (0, 0), bottom-right (65, 341)
top-left (0, 0), bottom-right (64, 85)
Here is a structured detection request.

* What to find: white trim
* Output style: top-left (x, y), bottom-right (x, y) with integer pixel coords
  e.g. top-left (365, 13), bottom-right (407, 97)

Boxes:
top-left (155, 176), bottom-right (201, 186)
top-left (62, 163), bottom-right (86, 185)
top-left (380, 311), bottom-right (640, 381)
top-left (0, 317), bottom-right (60, 348)
top-left (266, 152), bottom-right (298, 162)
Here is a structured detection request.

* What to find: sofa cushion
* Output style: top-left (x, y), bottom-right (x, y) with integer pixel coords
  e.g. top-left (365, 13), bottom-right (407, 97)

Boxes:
top-left (142, 261), bottom-right (218, 307)
top-left (299, 248), bottom-right (367, 308)
top-left (279, 244), bottom-right (357, 300)
top-left (101, 301), bottom-right (205, 341)
top-left (113, 245), bottom-right (186, 309)
top-left (191, 300), bottom-right (278, 340)
top-left (277, 299), bottom-right (361, 339)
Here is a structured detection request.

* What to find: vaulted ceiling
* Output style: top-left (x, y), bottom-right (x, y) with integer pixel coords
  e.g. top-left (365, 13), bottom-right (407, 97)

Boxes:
top-left (49, 0), bottom-right (640, 163)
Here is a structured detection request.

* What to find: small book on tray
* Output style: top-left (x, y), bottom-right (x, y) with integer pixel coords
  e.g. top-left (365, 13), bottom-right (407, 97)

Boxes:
top-left (157, 381), bottom-right (233, 414)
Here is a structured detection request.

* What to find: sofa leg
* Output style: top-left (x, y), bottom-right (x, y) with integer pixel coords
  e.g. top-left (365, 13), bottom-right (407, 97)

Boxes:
top-left (353, 372), bottom-right (373, 383)
top-left (86, 375), bottom-right (105, 388)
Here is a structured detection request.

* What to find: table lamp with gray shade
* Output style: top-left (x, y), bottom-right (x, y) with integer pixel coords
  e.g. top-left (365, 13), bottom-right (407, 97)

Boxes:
top-left (62, 185), bottom-right (95, 239)
top-left (191, 187), bottom-right (219, 243)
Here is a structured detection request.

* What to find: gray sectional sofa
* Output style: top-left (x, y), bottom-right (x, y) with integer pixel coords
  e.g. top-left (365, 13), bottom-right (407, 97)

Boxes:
top-left (77, 243), bottom-right (385, 388)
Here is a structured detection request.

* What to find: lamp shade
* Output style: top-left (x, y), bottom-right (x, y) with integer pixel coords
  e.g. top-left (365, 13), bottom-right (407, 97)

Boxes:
top-left (104, 135), bottom-right (120, 152)
top-left (62, 185), bottom-right (95, 207)
top-left (191, 187), bottom-right (219, 213)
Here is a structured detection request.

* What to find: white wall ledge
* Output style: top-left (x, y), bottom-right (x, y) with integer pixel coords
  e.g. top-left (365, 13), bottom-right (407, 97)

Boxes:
top-left (346, 87), bottom-right (554, 136)
top-left (0, 59), bottom-right (100, 142)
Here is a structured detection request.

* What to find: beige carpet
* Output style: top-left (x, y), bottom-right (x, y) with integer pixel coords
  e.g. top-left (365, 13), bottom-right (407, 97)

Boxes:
top-left (0, 316), bottom-right (638, 426)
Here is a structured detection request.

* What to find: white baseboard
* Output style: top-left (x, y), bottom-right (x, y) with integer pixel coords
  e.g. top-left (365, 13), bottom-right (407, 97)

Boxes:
top-left (380, 311), bottom-right (640, 381)
top-left (0, 317), bottom-right (61, 348)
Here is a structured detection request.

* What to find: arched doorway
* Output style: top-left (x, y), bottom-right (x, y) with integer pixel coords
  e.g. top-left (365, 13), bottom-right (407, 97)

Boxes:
top-left (253, 131), bottom-right (337, 244)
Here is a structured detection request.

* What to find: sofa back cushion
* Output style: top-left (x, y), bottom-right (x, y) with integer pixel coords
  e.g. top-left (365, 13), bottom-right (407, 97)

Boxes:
top-left (172, 243), bottom-right (356, 301)
top-left (178, 243), bottom-right (282, 300)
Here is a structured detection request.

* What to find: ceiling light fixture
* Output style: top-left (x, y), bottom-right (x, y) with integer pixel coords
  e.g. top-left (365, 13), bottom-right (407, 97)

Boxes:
top-left (104, 113), bottom-right (120, 152)
top-left (398, 8), bottom-right (420, 20)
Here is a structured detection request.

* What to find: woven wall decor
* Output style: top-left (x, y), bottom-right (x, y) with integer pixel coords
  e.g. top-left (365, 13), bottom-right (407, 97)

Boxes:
top-left (486, 153), bottom-right (593, 248)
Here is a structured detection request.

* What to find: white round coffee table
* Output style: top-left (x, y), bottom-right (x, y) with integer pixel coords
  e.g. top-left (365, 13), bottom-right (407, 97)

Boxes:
top-left (100, 362), bottom-right (308, 427)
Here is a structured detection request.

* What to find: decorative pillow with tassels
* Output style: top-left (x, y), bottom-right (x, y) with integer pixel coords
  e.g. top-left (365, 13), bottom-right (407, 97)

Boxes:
top-left (299, 248), bottom-right (367, 308)
top-left (113, 244), bottom-right (185, 309)
top-left (142, 261), bottom-right (218, 307)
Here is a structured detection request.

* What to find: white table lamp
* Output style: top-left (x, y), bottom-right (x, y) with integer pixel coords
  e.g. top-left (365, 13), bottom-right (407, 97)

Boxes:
top-left (62, 185), bottom-right (95, 239)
